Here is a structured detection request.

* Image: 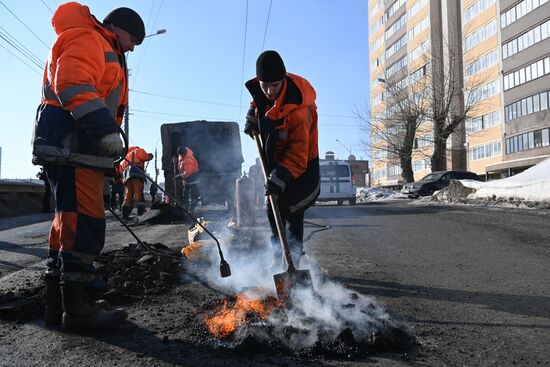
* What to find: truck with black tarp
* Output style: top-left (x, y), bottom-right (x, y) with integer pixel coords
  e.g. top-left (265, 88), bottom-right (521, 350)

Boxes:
top-left (160, 121), bottom-right (243, 213)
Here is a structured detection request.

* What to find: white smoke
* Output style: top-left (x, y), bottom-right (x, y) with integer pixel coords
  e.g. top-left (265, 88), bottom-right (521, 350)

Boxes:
top-left (181, 222), bottom-right (397, 349)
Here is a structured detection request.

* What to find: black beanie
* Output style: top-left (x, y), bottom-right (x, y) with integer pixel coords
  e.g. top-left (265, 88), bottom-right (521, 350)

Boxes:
top-left (177, 146), bottom-right (187, 156)
top-left (104, 7), bottom-right (145, 45)
top-left (256, 50), bottom-right (286, 82)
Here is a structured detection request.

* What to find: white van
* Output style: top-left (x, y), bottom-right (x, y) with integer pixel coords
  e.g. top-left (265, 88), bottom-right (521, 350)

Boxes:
top-left (317, 160), bottom-right (357, 205)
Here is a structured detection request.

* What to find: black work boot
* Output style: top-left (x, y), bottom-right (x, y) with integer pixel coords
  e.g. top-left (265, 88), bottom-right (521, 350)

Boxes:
top-left (44, 269), bottom-right (62, 326)
top-left (121, 205), bottom-right (132, 219)
top-left (60, 273), bottom-right (127, 332)
top-left (137, 203), bottom-right (145, 216)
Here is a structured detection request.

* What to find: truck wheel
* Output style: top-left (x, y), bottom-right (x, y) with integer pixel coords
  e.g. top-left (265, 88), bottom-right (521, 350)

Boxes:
top-left (349, 198), bottom-right (356, 205)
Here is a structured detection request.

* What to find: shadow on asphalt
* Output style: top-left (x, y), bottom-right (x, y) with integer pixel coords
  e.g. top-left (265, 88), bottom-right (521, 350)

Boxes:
top-left (335, 277), bottom-right (550, 321)
top-left (309, 201), bottom-right (458, 219)
top-left (0, 213), bottom-right (53, 231)
top-left (38, 319), bottom-right (338, 367)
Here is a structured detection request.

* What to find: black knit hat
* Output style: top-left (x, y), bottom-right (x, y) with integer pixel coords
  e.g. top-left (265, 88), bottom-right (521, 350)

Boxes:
top-left (256, 50), bottom-right (286, 82)
top-left (104, 7), bottom-right (145, 45)
top-left (177, 146), bottom-right (188, 156)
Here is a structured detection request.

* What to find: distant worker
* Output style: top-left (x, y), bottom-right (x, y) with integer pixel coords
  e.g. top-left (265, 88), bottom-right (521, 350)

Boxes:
top-left (177, 146), bottom-right (201, 215)
top-left (30, 2), bottom-right (145, 331)
top-left (244, 50), bottom-right (320, 270)
top-left (121, 146), bottom-right (154, 219)
top-left (37, 167), bottom-right (52, 213)
top-left (248, 158), bottom-right (264, 209)
top-left (110, 163), bottom-right (124, 210)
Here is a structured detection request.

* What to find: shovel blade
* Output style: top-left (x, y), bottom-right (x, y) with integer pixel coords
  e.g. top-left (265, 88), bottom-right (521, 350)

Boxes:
top-left (273, 269), bottom-right (313, 301)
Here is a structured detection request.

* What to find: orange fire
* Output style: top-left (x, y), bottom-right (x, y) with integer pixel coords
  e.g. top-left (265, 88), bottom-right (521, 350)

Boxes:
top-left (181, 240), bottom-right (203, 259)
top-left (204, 294), bottom-right (280, 338)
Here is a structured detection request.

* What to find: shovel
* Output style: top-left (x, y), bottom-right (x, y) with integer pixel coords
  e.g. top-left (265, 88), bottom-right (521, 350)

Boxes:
top-left (252, 134), bottom-right (313, 301)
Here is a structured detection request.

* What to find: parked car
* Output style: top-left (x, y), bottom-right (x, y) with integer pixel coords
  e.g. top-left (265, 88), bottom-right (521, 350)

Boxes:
top-left (401, 170), bottom-right (481, 198)
top-left (317, 160), bottom-right (357, 205)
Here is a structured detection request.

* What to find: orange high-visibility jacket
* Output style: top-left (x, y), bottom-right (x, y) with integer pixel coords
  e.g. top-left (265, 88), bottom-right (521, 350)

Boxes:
top-left (122, 146), bottom-right (153, 182)
top-left (32, 2), bottom-right (128, 171)
top-left (178, 148), bottom-right (199, 181)
top-left (245, 73), bottom-right (320, 212)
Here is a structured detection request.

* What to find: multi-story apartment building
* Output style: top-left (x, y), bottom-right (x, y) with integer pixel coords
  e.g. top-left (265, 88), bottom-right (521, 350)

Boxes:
top-left (368, 0), bottom-right (550, 186)
top-left (369, 0), bottom-right (468, 187)
top-left (487, 0), bottom-right (550, 177)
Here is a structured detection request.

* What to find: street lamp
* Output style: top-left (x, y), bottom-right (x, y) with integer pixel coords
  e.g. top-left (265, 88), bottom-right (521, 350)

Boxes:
top-left (144, 29), bottom-right (166, 38)
top-left (123, 29), bottom-right (167, 139)
top-left (335, 139), bottom-right (353, 158)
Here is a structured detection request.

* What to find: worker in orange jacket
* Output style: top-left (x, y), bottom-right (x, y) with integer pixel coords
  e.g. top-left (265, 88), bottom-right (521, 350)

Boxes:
top-left (244, 50), bottom-right (320, 270)
top-left (121, 146), bottom-right (154, 219)
top-left (177, 146), bottom-right (201, 215)
top-left (31, 2), bottom-right (145, 331)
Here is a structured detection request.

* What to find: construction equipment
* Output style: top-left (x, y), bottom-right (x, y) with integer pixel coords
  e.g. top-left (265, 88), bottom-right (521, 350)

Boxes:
top-left (121, 157), bottom-right (231, 278)
top-left (252, 134), bottom-right (313, 300)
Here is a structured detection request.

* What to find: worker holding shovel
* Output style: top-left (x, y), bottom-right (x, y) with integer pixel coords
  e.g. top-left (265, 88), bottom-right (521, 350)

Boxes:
top-left (176, 146), bottom-right (201, 216)
top-left (244, 50), bottom-right (320, 272)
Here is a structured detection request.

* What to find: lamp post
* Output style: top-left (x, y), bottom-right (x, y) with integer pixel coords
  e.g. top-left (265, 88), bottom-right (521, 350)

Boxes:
top-left (123, 29), bottom-right (167, 139)
top-left (335, 139), bottom-right (353, 159)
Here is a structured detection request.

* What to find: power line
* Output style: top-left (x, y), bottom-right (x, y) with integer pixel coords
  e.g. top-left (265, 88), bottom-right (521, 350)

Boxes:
top-left (0, 0), bottom-right (49, 48)
top-left (238, 0), bottom-right (249, 117)
top-left (129, 89), bottom-right (357, 119)
top-left (261, 0), bottom-right (273, 51)
top-left (0, 26), bottom-right (44, 66)
top-left (0, 37), bottom-right (42, 75)
top-left (40, 0), bottom-right (53, 13)
top-left (130, 89), bottom-right (241, 108)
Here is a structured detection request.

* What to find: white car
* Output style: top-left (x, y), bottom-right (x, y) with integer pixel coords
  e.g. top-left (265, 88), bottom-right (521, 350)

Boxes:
top-left (317, 160), bottom-right (357, 205)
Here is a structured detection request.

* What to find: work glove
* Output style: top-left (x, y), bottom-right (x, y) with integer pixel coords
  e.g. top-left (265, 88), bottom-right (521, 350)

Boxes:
top-left (244, 106), bottom-right (259, 138)
top-left (265, 171), bottom-right (286, 196)
top-left (98, 133), bottom-right (125, 158)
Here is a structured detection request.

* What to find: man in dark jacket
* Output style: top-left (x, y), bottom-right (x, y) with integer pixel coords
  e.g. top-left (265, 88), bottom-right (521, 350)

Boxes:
top-left (31, 2), bottom-right (145, 331)
top-left (244, 50), bottom-right (320, 271)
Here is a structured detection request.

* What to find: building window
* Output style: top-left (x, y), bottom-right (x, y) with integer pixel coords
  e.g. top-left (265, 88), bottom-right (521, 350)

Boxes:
top-left (409, 17), bottom-right (429, 40)
top-left (502, 19), bottom-right (550, 59)
top-left (386, 35), bottom-right (407, 59)
top-left (466, 111), bottom-right (501, 132)
top-left (471, 141), bottom-right (501, 160)
top-left (385, 14), bottom-right (406, 40)
top-left (464, 0), bottom-right (496, 23)
top-left (503, 56), bottom-right (550, 90)
top-left (501, 0), bottom-right (550, 28)
top-left (506, 128), bottom-right (550, 154)
top-left (465, 49), bottom-right (498, 76)
top-left (465, 19), bottom-right (497, 51)
top-left (385, 0), bottom-right (407, 21)
top-left (409, 0), bottom-right (428, 19)
top-left (505, 91), bottom-right (550, 122)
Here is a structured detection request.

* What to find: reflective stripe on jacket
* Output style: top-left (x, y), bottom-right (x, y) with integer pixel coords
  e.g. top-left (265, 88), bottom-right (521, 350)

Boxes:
top-left (32, 2), bottom-right (127, 171)
top-left (121, 147), bottom-right (153, 183)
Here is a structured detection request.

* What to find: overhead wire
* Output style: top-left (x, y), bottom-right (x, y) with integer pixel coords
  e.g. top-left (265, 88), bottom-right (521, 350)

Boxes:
top-left (40, 0), bottom-right (53, 13)
top-left (0, 41), bottom-right (41, 75)
top-left (0, 26), bottom-right (44, 66)
top-left (261, 0), bottom-right (272, 51)
top-left (0, 0), bottom-right (49, 48)
top-left (238, 0), bottom-right (249, 120)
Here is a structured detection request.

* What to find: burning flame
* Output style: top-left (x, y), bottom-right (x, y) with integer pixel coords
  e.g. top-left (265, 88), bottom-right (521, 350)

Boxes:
top-left (181, 240), bottom-right (203, 259)
top-left (204, 294), bottom-right (279, 338)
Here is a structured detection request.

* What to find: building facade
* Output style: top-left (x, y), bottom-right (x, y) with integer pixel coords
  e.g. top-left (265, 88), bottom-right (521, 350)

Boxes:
top-left (368, 0), bottom-right (550, 186)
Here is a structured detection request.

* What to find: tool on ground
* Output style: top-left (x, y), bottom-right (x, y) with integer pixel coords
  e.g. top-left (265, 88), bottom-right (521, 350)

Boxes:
top-left (121, 157), bottom-right (231, 278)
top-left (105, 204), bottom-right (180, 260)
top-left (252, 133), bottom-right (313, 300)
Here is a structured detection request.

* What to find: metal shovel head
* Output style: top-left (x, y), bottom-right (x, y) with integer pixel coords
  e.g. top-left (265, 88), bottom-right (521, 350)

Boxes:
top-left (273, 268), bottom-right (313, 301)
top-left (220, 259), bottom-right (232, 278)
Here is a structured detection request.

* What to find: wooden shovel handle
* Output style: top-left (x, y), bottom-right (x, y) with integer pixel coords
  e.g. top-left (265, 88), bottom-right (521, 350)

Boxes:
top-left (253, 134), bottom-right (295, 272)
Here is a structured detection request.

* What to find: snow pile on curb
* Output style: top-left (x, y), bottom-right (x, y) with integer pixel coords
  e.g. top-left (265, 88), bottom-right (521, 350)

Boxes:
top-left (430, 157), bottom-right (550, 209)
top-left (357, 187), bottom-right (405, 202)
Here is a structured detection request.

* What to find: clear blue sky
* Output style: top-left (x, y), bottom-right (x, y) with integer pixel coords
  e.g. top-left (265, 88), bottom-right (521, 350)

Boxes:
top-left (0, 0), bottom-right (370, 179)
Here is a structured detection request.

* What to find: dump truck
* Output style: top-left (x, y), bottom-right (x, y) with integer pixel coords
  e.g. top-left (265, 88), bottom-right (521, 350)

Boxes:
top-left (160, 121), bottom-right (243, 213)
